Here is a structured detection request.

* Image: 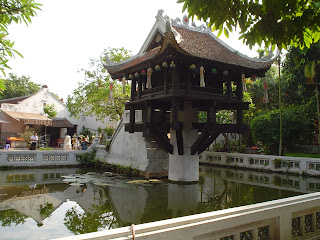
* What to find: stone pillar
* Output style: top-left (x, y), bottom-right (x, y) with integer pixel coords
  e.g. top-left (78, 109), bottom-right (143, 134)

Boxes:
top-left (169, 101), bottom-right (199, 182)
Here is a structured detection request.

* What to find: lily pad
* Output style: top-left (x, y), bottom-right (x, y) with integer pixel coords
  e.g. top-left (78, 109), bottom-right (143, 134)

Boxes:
top-left (128, 180), bottom-right (149, 184)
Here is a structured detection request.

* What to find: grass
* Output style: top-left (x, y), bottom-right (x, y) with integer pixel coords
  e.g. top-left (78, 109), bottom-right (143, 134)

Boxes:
top-left (285, 152), bottom-right (320, 158)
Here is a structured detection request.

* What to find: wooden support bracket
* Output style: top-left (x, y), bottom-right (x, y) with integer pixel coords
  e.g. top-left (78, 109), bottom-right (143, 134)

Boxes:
top-left (150, 122), bottom-right (173, 154)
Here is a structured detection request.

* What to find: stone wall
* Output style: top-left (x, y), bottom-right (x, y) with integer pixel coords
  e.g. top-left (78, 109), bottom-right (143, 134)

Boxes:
top-left (95, 110), bottom-right (169, 178)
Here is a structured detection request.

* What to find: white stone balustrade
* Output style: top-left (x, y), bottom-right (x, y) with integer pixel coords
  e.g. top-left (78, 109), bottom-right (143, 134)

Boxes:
top-left (200, 151), bottom-right (320, 176)
top-left (0, 150), bottom-right (85, 167)
top-left (53, 192), bottom-right (320, 240)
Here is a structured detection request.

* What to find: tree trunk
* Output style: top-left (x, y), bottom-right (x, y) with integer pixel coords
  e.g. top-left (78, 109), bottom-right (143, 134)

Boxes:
top-left (315, 75), bottom-right (320, 145)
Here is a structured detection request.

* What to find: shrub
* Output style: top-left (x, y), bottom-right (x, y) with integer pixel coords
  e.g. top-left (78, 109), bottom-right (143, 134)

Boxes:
top-left (251, 105), bottom-right (315, 155)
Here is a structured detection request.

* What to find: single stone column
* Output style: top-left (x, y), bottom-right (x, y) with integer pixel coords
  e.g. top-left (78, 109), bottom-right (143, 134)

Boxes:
top-left (169, 101), bottom-right (199, 182)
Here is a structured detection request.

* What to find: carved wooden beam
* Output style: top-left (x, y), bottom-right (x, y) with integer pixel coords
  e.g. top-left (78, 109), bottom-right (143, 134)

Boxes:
top-left (197, 125), bottom-right (221, 154)
top-left (150, 122), bottom-right (173, 154)
top-left (191, 122), bottom-right (213, 155)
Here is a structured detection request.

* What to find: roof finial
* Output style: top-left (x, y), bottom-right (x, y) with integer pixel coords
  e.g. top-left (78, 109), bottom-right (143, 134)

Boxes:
top-left (165, 18), bottom-right (172, 33)
top-left (101, 52), bottom-right (113, 66)
top-left (183, 15), bottom-right (189, 25)
top-left (156, 9), bottom-right (164, 18)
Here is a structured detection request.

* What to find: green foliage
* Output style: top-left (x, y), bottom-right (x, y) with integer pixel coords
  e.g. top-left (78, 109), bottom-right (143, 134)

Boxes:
top-left (0, 1), bottom-right (41, 76)
top-left (38, 147), bottom-right (53, 150)
top-left (178, 0), bottom-right (320, 49)
top-left (273, 159), bottom-right (282, 169)
top-left (0, 73), bottom-right (40, 99)
top-left (104, 126), bottom-right (115, 136)
top-left (246, 67), bottom-right (279, 110)
top-left (212, 142), bottom-right (222, 152)
top-left (282, 43), bottom-right (320, 105)
top-left (105, 140), bottom-right (112, 151)
top-left (251, 105), bottom-right (315, 154)
top-left (64, 202), bottom-right (118, 235)
top-left (76, 150), bottom-right (97, 168)
top-left (80, 129), bottom-right (92, 140)
top-left (67, 48), bottom-right (132, 121)
top-left (43, 104), bottom-right (57, 119)
top-left (0, 209), bottom-right (27, 227)
top-left (17, 130), bottom-right (35, 144)
top-left (40, 203), bottom-right (54, 219)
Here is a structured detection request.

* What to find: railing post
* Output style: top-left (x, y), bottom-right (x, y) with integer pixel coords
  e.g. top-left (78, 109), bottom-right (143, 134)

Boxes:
top-left (279, 211), bottom-right (292, 239)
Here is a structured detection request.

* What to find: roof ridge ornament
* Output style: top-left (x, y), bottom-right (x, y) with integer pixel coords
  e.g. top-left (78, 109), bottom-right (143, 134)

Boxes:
top-left (165, 18), bottom-right (173, 33)
top-left (101, 52), bottom-right (114, 66)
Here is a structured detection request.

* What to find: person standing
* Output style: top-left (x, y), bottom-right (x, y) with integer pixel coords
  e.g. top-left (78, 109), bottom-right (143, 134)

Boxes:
top-left (30, 132), bottom-right (38, 150)
top-left (4, 138), bottom-right (11, 150)
top-left (81, 137), bottom-right (88, 150)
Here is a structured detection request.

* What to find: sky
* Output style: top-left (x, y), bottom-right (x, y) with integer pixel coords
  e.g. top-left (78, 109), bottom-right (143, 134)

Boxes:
top-left (6, 0), bottom-right (258, 100)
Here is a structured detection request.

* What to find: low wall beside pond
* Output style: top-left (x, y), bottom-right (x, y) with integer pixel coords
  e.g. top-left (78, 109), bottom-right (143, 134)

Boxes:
top-left (0, 150), bottom-right (84, 167)
top-left (200, 151), bottom-right (320, 176)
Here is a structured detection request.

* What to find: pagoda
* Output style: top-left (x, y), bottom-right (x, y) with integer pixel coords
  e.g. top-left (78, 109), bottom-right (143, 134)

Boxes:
top-left (102, 10), bottom-right (275, 182)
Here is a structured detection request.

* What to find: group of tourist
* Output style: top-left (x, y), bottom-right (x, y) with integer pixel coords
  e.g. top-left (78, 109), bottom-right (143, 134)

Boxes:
top-left (71, 133), bottom-right (89, 150)
top-left (3, 132), bottom-right (90, 150)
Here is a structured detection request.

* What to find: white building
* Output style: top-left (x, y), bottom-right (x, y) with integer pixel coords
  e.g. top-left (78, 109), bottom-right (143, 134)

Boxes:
top-left (0, 85), bottom-right (116, 147)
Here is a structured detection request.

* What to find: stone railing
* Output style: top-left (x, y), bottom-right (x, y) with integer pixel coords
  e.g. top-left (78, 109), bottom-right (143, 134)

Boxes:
top-left (200, 151), bottom-right (320, 176)
top-left (54, 192), bottom-right (320, 240)
top-left (0, 150), bottom-right (85, 167)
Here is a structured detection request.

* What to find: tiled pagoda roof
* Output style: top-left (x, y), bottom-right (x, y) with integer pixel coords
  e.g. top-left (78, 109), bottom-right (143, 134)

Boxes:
top-left (103, 13), bottom-right (276, 79)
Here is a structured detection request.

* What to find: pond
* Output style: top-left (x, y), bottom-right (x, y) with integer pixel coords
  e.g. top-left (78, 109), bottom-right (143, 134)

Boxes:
top-left (0, 165), bottom-right (318, 240)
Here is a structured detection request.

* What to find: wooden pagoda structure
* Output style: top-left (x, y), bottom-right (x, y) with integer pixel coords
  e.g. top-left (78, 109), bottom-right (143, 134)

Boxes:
top-left (102, 11), bottom-right (275, 181)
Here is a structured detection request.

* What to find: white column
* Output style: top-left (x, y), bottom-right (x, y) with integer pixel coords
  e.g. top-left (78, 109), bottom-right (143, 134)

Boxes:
top-left (169, 101), bottom-right (199, 182)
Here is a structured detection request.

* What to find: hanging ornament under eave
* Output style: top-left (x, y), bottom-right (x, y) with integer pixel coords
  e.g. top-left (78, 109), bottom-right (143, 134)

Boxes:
top-left (211, 68), bottom-right (217, 74)
top-left (155, 65), bottom-right (161, 71)
top-left (223, 70), bottom-right (228, 76)
top-left (122, 77), bottom-right (126, 94)
top-left (241, 73), bottom-right (247, 92)
top-left (162, 62), bottom-right (168, 68)
top-left (109, 82), bottom-right (114, 104)
top-left (141, 69), bottom-right (146, 76)
top-left (262, 79), bottom-right (269, 104)
top-left (128, 74), bottom-right (133, 80)
top-left (251, 75), bottom-right (257, 80)
top-left (146, 67), bottom-right (152, 89)
top-left (190, 64), bottom-right (196, 71)
top-left (170, 61), bottom-right (175, 68)
top-left (134, 72), bottom-right (140, 78)
top-left (200, 65), bottom-right (205, 87)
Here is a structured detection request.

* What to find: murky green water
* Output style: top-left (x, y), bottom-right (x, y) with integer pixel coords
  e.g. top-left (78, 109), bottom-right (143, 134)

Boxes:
top-left (0, 166), bottom-right (318, 240)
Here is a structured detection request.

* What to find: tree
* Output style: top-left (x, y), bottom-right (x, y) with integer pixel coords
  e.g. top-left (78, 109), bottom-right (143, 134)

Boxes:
top-left (282, 42), bottom-right (320, 143)
top-left (67, 48), bottom-right (132, 121)
top-left (251, 105), bottom-right (315, 154)
top-left (43, 104), bottom-right (57, 118)
top-left (0, 73), bottom-right (40, 99)
top-left (178, 0), bottom-right (320, 49)
top-left (0, 1), bottom-right (41, 75)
